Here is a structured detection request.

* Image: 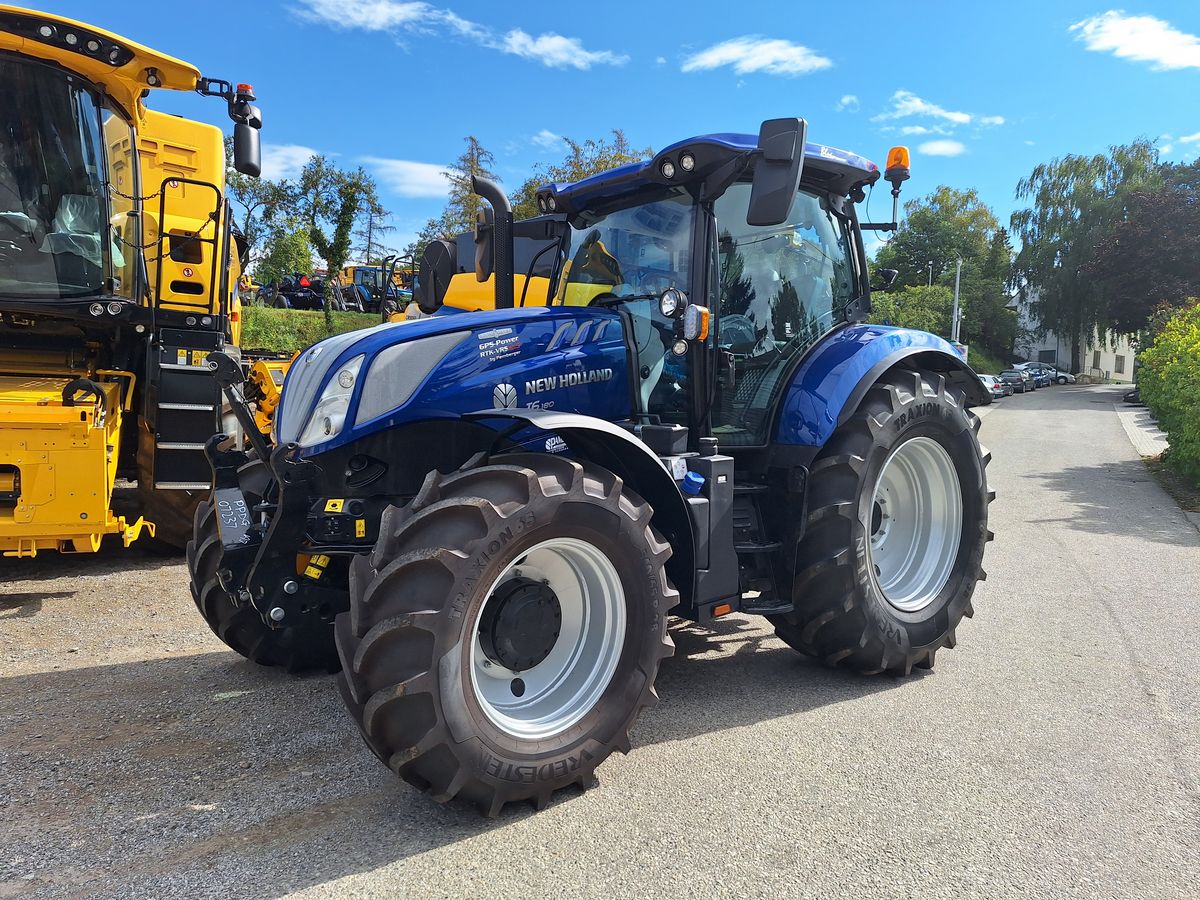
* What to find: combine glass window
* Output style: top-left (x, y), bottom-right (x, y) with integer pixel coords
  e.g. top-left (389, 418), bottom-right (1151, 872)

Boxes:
top-left (0, 56), bottom-right (118, 299)
top-left (711, 183), bottom-right (858, 446)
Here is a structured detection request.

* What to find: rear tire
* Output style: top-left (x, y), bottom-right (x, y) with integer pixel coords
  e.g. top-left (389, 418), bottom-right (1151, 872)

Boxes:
top-left (336, 453), bottom-right (675, 815)
top-left (186, 464), bottom-right (340, 673)
top-left (770, 368), bottom-right (992, 675)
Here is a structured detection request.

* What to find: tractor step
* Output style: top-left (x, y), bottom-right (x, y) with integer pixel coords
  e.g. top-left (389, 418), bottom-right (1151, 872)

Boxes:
top-left (149, 330), bottom-right (224, 490)
top-left (734, 540), bottom-right (782, 553)
top-left (740, 595), bottom-right (794, 615)
top-left (733, 483), bottom-right (769, 494)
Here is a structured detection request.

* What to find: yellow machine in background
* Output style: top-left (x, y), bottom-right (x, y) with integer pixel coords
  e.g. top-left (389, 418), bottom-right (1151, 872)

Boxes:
top-left (0, 7), bottom-right (262, 556)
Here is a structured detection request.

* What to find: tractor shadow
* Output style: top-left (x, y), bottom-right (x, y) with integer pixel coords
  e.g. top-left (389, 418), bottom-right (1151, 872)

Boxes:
top-left (2, 613), bottom-right (915, 896)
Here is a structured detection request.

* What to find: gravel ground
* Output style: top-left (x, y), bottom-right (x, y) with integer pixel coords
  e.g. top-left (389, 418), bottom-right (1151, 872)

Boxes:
top-left (1, 384), bottom-right (1197, 899)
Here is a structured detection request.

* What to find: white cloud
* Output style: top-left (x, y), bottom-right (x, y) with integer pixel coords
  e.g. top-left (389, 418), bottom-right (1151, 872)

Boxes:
top-left (979, 115), bottom-right (1005, 126)
top-left (1161, 143), bottom-right (1175, 154)
top-left (655, 56), bottom-right (667, 65)
top-left (500, 29), bottom-right (628, 69)
top-left (531, 129), bottom-right (565, 151)
top-left (360, 157), bottom-right (449, 197)
top-left (260, 143), bottom-right (319, 181)
top-left (873, 90), bottom-right (972, 124)
top-left (1071, 10), bottom-right (1200, 71)
top-left (1179, 131), bottom-right (1200, 144)
top-left (835, 94), bottom-right (859, 112)
top-left (918, 139), bottom-right (967, 157)
top-left (1024, 140), bottom-right (1036, 146)
top-left (899, 125), bottom-right (933, 135)
top-left (293, 1), bottom-right (626, 70)
top-left (293, 0), bottom-right (430, 30)
top-left (681, 36), bottom-right (832, 76)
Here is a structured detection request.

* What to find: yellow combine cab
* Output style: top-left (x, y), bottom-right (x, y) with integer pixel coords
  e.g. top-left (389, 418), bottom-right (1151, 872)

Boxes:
top-left (0, 6), bottom-right (262, 556)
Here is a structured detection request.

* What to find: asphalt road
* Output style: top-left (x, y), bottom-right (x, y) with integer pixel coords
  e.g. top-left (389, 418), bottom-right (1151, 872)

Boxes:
top-left (2, 384), bottom-right (1197, 899)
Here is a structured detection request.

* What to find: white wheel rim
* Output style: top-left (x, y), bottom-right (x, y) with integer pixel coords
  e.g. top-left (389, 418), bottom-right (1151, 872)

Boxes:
top-left (868, 436), bottom-right (963, 612)
top-left (468, 538), bottom-right (626, 740)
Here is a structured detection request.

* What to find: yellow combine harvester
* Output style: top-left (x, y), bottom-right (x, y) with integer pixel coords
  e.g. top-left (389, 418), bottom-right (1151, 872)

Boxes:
top-left (0, 6), bottom-right (262, 556)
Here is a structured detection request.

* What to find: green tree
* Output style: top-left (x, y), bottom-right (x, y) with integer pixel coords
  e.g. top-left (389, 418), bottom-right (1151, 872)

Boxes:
top-left (512, 130), bottom-right (653, 219)
top-left (1086, 159), bottom-right (1200, 333)
top-left (310, 168), bottom-right (379, 329)
top-left (441, 136), bottom-right (499, 236)
top-left (1010, 140), bottom-right (1160, 372)
top-left (254, 220), bottom-right (313, 288)
top-left (874, 186), bottom-right (998, 290)
top-left (869, 285), bottom-right (957, 336)
top-left (223, 136), bottom-right (290, 263)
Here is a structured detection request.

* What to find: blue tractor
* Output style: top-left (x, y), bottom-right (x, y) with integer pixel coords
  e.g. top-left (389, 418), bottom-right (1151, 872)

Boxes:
top-left (192, 119), bottom-right (992, 815)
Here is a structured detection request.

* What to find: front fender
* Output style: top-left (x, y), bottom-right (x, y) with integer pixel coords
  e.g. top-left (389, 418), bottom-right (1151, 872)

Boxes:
top-left (775, 324), bottom-right (986, 448)
top-left (467, 409), bottom-right (696, 607)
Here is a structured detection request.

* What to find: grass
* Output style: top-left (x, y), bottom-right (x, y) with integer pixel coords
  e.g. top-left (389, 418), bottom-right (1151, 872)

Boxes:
top-left (967, 346), bottom-right (1007, 374)
top-left (241, 307), bottom-right (380, 354)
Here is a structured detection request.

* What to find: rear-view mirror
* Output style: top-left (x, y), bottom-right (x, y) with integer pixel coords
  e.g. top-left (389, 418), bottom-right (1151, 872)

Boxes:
top-left (747, 117), bottom-right (807, 227)
top-left (233, 122), bottom-right (261, 177)
top-left (416, 239), bottom-right (456, 314)
top-left (474, 207), bottom-right (494, 283)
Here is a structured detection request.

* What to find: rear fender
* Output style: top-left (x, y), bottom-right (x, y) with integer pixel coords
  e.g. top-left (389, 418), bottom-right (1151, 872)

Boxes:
top-left (775, 324), bottom-right (986, 448)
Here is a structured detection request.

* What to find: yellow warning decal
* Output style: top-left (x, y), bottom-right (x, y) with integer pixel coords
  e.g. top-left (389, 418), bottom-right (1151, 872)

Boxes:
top-left (355, 519), bottom-right (366, 538)
top-left (312, 554), bottom-right (330, 568)
top-left (303, 565), bottom-right (323, 579)
top-left (176, 349), bottom-right (187, 365)
top-left (324, 499), bottom-right (344, 513)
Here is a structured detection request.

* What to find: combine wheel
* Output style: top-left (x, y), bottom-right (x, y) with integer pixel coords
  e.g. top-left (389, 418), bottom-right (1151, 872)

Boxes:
top-left (186, 459), bottom-right (340, 673)
top-left (336, 453), bottom-right (675, 815)
top-left (771, 368), bottom-right (993, 675)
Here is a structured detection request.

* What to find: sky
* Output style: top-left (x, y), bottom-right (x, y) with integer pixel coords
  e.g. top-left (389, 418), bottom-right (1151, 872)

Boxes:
top-left (35, 0), bottom-right (1200, 256)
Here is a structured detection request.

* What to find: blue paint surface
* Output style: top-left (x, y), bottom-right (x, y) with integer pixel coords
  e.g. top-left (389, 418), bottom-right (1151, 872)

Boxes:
top-left (775, 324), bottom-right (962, 447)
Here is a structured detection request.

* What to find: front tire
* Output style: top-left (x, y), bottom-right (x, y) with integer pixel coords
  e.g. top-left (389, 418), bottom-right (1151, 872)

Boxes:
top-left (771, 368), bottom-right (992, 675)
top-left (336, 453), bottom-right (675, 815)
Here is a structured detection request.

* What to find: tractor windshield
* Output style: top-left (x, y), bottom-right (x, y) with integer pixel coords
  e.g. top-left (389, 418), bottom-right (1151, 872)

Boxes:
top-left (711, 182), bottom-right (858, 445)
top-left (0, 55), bottom-right (121, 300)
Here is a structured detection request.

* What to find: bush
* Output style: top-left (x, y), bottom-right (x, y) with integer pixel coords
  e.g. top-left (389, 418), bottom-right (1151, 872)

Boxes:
top-left (241, 307), bottom-right (379, 354)
top-left (1138, 299), bottom-right (1200, 483)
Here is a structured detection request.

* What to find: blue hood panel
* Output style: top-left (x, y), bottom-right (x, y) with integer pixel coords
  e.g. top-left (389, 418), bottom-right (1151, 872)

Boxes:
top-left (280, 307), bottom-right (632, 455)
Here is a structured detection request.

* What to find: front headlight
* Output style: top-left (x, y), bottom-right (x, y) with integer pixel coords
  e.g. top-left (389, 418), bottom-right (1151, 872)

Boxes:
top-left (297, 355), bottom-right (363, 447)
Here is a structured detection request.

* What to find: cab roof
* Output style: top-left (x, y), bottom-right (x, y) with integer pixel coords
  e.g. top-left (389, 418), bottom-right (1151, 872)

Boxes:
top-left (544, 132), bottom-right (881, 213)
top-left (0, 5), bottom-right (200, 112)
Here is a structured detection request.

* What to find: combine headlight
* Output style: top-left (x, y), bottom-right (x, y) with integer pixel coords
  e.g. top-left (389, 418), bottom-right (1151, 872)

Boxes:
top-left (660, 159), bottom-right (676, 179)
top-left (680, 153), bottom-right (696, 172)
top-left (298, 355), bottom-right (364, 447)
top-left (106, 301), bottom-right (122, 315)
top-left (64, 32), bottom-right (77, 45)
top-left (38, 24), bottom-right (53, 38)
top-left (88, 303), bottom-right (104, 316)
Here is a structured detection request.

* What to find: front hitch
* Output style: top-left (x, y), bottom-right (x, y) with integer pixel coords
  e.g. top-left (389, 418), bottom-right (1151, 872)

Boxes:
top-left (206, 350), bottom-right (273, 462)
top-left (243, 443), bottom-right (348, 627)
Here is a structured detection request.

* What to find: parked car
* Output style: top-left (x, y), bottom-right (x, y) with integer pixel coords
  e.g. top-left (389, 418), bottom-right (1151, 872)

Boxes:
top-left (999, 369), bottom-right (1033, 393)
top-left (1030, 368), bottom-right (1052, 388)
top-left (978, 374), bottom-right (1010, 400)
top-left (1016, 362), bottom-right (1074, 385)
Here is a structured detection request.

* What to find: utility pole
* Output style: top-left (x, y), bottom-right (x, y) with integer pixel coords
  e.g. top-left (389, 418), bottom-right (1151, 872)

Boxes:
top-left (951, 258), bottom-right (963, 343)
top-left (927, 261), bottom-right (933, 287)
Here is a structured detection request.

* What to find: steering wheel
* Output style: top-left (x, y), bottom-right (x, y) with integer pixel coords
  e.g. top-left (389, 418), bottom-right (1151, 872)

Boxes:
top-left (719, 314), bottom-right (758, 354)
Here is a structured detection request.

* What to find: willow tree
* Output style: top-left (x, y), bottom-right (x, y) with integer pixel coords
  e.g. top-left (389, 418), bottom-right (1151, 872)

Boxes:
top-left (1010, 141), bottom-right (1159, 372)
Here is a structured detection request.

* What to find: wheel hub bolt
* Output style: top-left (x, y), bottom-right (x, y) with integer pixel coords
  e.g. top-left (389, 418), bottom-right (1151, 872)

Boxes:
top-left (269, 607), bottom-right (285, 622)
top-left (283, 580), bottom-right (298, 595)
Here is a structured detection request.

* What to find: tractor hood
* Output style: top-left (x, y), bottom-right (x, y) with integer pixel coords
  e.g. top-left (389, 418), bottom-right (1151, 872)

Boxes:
top-left (275, 306), bottom-right (632, 455)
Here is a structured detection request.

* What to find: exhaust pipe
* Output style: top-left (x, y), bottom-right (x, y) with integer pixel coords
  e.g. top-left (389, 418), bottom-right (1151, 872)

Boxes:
top-left (471, 176), bottom-right (514, 310)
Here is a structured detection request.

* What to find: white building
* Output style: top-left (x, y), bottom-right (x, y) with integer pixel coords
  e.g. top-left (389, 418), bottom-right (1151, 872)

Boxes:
top-left (1010, 292), bottom-right (1136, 383)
